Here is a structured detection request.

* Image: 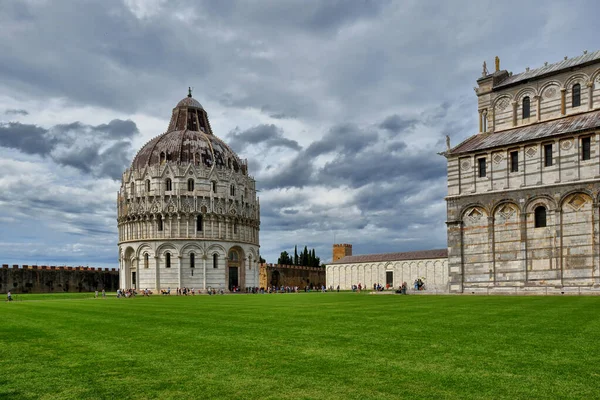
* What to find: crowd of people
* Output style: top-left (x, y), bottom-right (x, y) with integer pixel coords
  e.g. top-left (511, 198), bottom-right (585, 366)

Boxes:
top-left (2, 278), bottom-right (426, 301)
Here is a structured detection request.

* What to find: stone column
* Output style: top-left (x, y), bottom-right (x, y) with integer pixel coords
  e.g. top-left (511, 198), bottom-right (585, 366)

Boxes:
top-left (592, 202), bottom-right (600, 286)
top-left (557, 208), bottom-right (563, 286)
top-left (136, 257), bottom-right (140, 290)
top-left (446, 220), bottom-right (464, 293)
top-left (202, 255), bottom-right (207, 291)
top-left (587, 81), bottom-right (594, 110)
top-left (560, 88), bottom-right (566, 115)
top-left (521, 211), bottom-right (528, 284)
top-left (478, 110), bottom-right (483, 132)
top-left (512, 101), bottom-right (517, 127)
top-left (488, 216), bottom-right (495, 285)
top-left (177, 255), bottom-right (182, 289)
top-left (154, 256), bottom-right (160, 292)
top-left (535, 95), bottom-right (541, 122)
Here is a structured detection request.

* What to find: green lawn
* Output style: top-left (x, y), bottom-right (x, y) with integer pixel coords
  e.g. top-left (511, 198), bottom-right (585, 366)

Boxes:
top-left (1, 293), bottom-right (599, 399)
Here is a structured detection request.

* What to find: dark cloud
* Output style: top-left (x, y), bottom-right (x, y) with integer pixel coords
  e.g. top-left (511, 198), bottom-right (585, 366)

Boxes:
top-left (0, 119), bottom-right (137, 180)
top-left (379, 114), bottom-right (417, 134)
top-left (0, 122), bottom-right (55, 155)
top-left (306, 124), bottom-right (378, 157)
top-left (228, 124), bottom-right (301, 152)
top-left (5, 109), bottom-right (29, 116)
top-left (92, 119), bottom-right (138, 139)
top-left (258, 155), bottom-right (314, 190)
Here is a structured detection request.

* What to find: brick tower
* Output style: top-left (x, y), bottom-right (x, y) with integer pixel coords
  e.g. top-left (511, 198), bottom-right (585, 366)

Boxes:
top-left (332, 244), bottom-right (352, 262)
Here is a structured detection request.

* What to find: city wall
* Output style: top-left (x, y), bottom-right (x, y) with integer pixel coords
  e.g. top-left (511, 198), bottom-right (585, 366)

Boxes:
top-left (0, 265), bottom-right (119, 294)
top-left (259, 263), bottom-right (326, 288)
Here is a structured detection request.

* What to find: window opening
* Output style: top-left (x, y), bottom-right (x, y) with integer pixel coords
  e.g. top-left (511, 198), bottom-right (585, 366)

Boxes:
top-left (157, 215), bottom-right (163, 231)
top-left (534, 206), bottom-right (547, 228)
top-left (478, 157), bottom-right (486, 178)
top-left (544, 144), bottom-right (553, 167)
top-left (582, 137), bottom-right (591, 161)
top-left (187, 179), bottom-right (194, 191)
top-left (144, 253), bottom-right (149, 268)
top-left (197, 215), bottom-right (203, 232)
top-left (165, 252), bottom-right (171, 268)
top-left (146, 179), bottom-right (151, 193)
top-left (522, 96), bottom-right (530, 119)
top-left (165, 178), bottom-right (172, 191)
top-left (213, 254), bottom-right (218, 268)
top-left (572, 83), bottom-right (581, 107)
top-left (190, 253), bottom-right (195, 268)
top-left (510, 151), bottom-right (519, 172)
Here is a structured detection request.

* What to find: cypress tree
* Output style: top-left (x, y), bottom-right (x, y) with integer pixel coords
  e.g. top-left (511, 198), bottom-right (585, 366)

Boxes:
top-left (294, 245), bottom-right (298, 265)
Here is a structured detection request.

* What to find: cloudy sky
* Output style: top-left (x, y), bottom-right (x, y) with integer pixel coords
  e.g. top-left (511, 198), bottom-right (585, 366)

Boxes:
top-left (1, 0), bottom-right (598, 267)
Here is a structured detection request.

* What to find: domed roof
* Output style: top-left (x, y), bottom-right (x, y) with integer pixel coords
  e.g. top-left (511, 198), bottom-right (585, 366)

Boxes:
top-left (131, 93), bottom-right (245, 173)
top-left (176, 96), bottom-right (203, 109)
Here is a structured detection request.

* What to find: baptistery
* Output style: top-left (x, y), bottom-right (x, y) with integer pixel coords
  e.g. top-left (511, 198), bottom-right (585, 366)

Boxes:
top-left (117, 90), bottom-right (260, 292)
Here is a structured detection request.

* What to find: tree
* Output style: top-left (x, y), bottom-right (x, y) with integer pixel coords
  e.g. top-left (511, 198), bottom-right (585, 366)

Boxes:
top-left (277, 251), bottom-right (292, 265)
top-left (294, 245), bottom-right (298, 265)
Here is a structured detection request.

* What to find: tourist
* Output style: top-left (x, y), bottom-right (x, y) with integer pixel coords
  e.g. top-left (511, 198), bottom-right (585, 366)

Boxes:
top-left (102, 289), bottom-right (106, 298)
top-left (337, 285), bottom-right (340, 292)
top-left (7, 290), bottom-right (12, 301)
top-left (95, 290), bottom-right (99, 299)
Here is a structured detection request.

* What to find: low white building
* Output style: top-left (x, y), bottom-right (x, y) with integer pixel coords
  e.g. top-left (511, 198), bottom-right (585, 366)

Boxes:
top-left (326, 244), bottom-right (448, 292)
top-left (117, 91), bottom-right (260, 292)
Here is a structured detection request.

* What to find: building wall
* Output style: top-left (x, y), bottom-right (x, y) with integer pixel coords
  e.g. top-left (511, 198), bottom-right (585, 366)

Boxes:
top-left (446, 184), bottom-right (600, 293)
top-left (326, 258), bottom-right (449, 292)
top-left (258, 264), bottom-right (326, 288)
top-left (0, 265), bottom-right (119, 294)
top-left (448, 58), bottom-right (600, 294)
top-left (449, 134), bottom-right (600, 197)
top-left (119, 240), bottom-right (260, 292)
top-left (476, 62), bottom-right (600, 134)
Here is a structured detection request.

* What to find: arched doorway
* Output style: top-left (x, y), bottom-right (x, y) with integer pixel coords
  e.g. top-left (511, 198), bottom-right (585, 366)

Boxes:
top-left (228, 249), bottom-right (240, 291)
top-left (123, 247), bottom-right (136, 289)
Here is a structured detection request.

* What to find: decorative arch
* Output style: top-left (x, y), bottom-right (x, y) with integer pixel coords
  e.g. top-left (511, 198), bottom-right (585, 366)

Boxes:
top-left (207, 243), bottom-right (227, 256)
top-left (491, 199), bottom-right (522, 216)
top-left (461, 205), bottom-right (489, 227)
top-left (493, 201), bottom-right (520, 224)
top-left (515, 87), bottom-right (537, 102)
top-left (460, 203), bottom-right (489, 220)
top-left (558, 189), bottom-right (594, 208)
top-left (539, 80), bottom-right (562, 96)
top-left (590, 68), bottom-right (600, 84)
top-left (156, 243), bottom-right (178, 256)
top-left (492, 94), bottom-right (513, 109)
top-left (564, 73), bottom-right (589, 89)
top-left (524, 195), bottom-right (557, 214)
top-left (135, 243), bottom-right (153, 259)
top-left (180, 243), bottom-right (204, 257)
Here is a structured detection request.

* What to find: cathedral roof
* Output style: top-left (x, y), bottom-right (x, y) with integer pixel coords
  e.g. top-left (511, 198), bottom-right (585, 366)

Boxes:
top-left (446, 110), bottom-right (600, 156)
top-left (131, 93), bottom-right (245, 172)
top-left (493, 50), bottom-right (600, 89)
top-left (330, 248), bottom-right (448, 265)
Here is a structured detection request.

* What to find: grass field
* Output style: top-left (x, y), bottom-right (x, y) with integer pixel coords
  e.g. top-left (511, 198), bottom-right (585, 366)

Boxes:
top-left (1, 293), bottom-right (599, 399)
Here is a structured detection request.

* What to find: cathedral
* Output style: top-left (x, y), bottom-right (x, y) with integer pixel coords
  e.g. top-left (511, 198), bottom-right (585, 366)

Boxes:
top-left (445, 52), bottom-right (600, 294)
top-left (328, 52), bottom-right (600, 294)
top-left (117, 91), bottom-right (260, 292)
